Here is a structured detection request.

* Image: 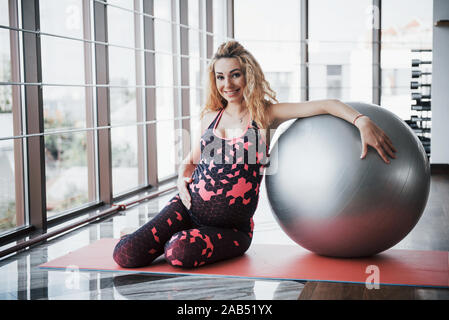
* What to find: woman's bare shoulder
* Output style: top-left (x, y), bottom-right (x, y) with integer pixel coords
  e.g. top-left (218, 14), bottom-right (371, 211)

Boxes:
top-left (200, 110), bottom-right (220, 128)
top-left (202, 110), bottom-right (220, 120)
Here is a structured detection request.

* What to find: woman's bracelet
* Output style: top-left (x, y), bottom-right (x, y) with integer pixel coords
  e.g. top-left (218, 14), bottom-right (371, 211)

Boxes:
top-left (352, 114), bottom-right (365, 126)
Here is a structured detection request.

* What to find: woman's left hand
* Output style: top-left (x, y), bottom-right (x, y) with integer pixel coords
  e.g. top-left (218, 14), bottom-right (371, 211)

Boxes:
top-left (355, 116), bottom-right (397, 164)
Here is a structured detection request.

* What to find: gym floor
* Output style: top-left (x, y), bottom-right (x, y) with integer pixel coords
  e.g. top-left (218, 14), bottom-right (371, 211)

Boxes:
top-left (0, 172), bottom-right (448, 300)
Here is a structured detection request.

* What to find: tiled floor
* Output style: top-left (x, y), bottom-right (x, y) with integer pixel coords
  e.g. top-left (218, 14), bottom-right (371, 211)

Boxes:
top-left (0, 176), bottom-right (448, 300)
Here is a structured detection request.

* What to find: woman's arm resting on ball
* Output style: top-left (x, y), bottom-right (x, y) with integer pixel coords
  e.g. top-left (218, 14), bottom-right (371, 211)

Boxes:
top-left (268, 99), bottom-right (397, 164)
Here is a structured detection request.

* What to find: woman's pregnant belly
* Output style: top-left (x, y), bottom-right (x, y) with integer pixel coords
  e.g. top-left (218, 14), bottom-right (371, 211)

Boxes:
top-left (187, 163), bottom-right (260, 228)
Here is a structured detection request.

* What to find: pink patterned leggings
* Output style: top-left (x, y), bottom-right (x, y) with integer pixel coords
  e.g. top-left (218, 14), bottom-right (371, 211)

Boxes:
top-left (112, 195), bottom-right (252, 268)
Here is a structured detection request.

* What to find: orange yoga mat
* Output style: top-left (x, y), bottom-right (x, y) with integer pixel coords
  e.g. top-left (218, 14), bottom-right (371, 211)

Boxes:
top-left (39, 238), bottom-right (449, 288)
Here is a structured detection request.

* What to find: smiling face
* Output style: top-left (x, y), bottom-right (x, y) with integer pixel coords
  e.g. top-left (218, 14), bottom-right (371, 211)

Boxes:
top-left (214, 58), bottom-right (246, 105)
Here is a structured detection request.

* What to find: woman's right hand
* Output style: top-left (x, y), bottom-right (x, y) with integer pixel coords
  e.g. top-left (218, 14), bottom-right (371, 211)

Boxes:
top-left (177, 175), bottom-right (193, 209)
top-left (177, 144), bottom-right (199, 210)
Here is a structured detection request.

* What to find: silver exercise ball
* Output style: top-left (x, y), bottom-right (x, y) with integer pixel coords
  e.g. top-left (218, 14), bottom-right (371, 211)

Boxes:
top-left (265, 102), bottom-right (430, 258)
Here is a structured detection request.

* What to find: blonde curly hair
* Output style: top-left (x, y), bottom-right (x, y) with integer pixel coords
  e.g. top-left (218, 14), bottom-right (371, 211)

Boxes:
top-left (201, 41), bottom-right (278, 129)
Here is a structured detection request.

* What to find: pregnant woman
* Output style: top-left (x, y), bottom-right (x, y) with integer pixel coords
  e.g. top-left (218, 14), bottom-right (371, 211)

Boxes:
top-left (112, 41), bottom-right (395, 268)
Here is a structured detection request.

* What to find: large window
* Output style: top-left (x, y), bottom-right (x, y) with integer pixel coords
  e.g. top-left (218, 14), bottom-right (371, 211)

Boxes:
top-left (107, 1), bottom-right (145, 195)
top-left (187, 0), bottom-right (206, 152)
top-left (309, 0), bottom-right (373, 102)
top-left (39, 0), bottom-right (96, 216)
top-left (234, 0), bottom-right (302, 103)
top-left (0, 0), bottom-right (232, 242)
top-left (235, 0), bottom-right (433, 121)
top-left (212, 0), bottom-right (228, 51)
top-left (381, 0), bottom-right (433, 120)
top-left (154, 0), bottom-right (176, 180)
top-left (0, 0), bottom-right (24, 233)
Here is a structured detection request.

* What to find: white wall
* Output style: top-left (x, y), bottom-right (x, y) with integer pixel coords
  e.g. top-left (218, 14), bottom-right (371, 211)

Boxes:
top-left (431, 0), bottom-right (449, 164)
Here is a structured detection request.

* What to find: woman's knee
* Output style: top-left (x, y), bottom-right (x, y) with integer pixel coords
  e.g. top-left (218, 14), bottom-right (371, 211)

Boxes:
top-left (112, 237), bottom-right (156, 268)
top-left (164, 232), bottom-right (188, 267)
top-left (164, 230), bottom-right (209, 268)
top-left (112, 239), bottom-right (131, 267)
